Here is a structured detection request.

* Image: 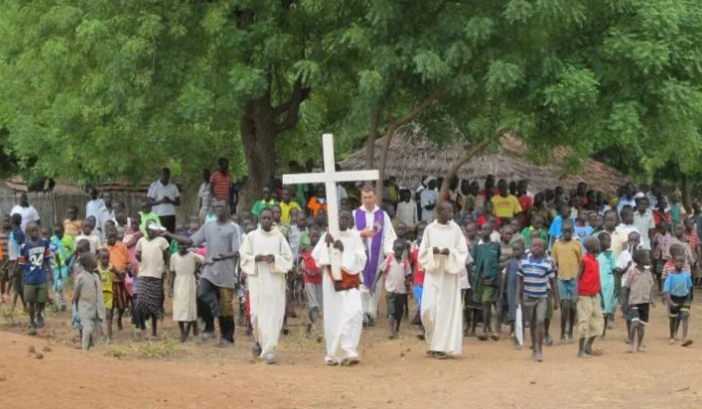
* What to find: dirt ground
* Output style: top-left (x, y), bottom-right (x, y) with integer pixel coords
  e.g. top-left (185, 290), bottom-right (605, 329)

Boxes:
top-left (2, 294), bottom-right (702, 409)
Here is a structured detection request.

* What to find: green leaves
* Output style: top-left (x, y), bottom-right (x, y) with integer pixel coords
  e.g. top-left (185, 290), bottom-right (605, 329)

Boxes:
top-left (543, 66), bottom-right (599, 113)
top-left (228, 64), bottom-right (267, 100)
top-left (486, 60), bottom-right (524, 97)
top-left (504, 0), bottom-right (535, 23)
top-left (413, 50), bottom-right (450, 83)
top-left (465, 17), bottom-right (495, 45)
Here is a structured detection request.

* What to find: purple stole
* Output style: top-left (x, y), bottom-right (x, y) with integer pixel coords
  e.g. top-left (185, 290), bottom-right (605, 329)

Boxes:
top-left (355, 208), bottom-right (385, 286)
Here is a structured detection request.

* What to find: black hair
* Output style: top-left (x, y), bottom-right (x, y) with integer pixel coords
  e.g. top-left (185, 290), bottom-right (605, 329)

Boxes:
top-left (11, 213), bottom-right (22, 226)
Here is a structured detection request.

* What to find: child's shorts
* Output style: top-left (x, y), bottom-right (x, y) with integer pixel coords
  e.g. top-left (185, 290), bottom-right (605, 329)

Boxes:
top-left (24, 282), bottom-right (48, 304)
top-left (524, 296), bottom-right (547, 323)
top-left (386, 292), bottom-right (407, 321)
top-left (669, 295), bottom-right (691, 317)
top-left (473, 286), bottom-right (496, 304)
top-left (630, 303), bottom-right (650, 325)
top-left (558, 279), bottom-right (578, 301)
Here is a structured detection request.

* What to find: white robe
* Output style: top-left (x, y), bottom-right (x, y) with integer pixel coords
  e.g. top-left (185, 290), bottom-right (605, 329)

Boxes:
top-left (312, 230), bottom-right (367, 363)
top-left (239, 228), bottom-right (294, 358)
top-left (419, 220), bottom-right (469, 356)
top-left (353, 206), bottom-right (396, 320)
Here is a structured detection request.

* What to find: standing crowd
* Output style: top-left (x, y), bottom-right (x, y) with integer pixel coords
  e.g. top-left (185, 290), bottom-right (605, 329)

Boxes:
top-left (0, 161), bottom-right (698, 365)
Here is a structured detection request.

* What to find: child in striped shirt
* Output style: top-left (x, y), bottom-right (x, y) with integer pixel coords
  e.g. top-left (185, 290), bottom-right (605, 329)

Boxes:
top-left (517, 238), bottom-right (560, 362)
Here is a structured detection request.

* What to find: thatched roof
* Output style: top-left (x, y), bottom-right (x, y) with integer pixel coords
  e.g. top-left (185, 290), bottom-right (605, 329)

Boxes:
top-left (339, 126), bottom-right (628, 195)
top-left (1, 175), bottom-right (151, 194)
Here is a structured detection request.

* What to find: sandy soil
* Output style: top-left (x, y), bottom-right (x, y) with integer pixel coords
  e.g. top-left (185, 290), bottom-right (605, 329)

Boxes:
top-left (1, 296), bottom-right (702, 409)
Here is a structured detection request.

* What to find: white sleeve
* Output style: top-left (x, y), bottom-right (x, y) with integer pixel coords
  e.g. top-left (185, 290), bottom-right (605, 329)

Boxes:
top-left (382, 212), bottom-right (398, 256)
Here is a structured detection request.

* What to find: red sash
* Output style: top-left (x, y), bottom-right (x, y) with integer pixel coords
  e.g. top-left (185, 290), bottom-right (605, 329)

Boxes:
top-left (325, 266), bottom-right (360, 292)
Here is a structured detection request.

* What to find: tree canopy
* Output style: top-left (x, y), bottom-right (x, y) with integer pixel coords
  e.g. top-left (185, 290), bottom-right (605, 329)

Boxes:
top-left (1, 0), bottom-right (701, 199)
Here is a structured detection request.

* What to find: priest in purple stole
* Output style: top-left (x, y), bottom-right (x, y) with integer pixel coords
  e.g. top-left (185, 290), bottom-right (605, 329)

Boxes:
top-left (353, 185), bottom-right (397, 326)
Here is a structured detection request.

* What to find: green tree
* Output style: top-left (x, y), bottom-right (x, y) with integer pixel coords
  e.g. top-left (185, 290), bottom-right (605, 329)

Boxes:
top-left (0, 0), bottom-right (343, 199)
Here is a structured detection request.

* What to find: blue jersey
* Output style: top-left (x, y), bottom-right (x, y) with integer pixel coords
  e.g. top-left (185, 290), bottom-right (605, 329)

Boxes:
top-left (21, 239), bottom-right (51, 285)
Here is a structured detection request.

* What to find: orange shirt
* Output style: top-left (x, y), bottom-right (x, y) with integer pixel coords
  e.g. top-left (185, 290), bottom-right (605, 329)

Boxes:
top-left (106, 242), bottom-right (130, 281)
top-left (210, 171), bottom-right (233, 199)
top-left (63, 219), bottom-right (82, 238)
top-left (307, 197), bottom-right (327, 217)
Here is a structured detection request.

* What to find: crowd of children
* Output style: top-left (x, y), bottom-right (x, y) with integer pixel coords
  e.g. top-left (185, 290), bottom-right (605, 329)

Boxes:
top-left (0, 175), bottom-right (698, 364)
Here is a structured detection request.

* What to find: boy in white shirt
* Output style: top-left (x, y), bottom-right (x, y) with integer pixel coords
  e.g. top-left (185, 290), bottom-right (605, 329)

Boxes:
top-left (376, 238), bottom-right (412, 339)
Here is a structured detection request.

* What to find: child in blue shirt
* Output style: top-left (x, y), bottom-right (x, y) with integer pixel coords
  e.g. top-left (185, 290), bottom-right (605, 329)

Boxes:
top-left (6, 214), bottom-right (25, 311)
top-left (19, 222), bottom-right (51, 335)
top-left (663, 253), bottom-right (694, 347)
top-left (548, 204), bottom-right (572, 249)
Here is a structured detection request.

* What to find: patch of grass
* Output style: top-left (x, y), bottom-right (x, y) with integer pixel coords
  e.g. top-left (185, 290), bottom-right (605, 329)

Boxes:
top-left (106, 346), bottom-right (130, 359)
top-left (136, 337), bottom-right (180, 358)
top-left (1, 306), bottom-right (17, 327)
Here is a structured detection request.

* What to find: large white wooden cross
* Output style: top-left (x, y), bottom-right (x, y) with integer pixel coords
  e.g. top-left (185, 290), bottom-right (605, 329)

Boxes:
top-left (282, 133), bottom-right (379, 237)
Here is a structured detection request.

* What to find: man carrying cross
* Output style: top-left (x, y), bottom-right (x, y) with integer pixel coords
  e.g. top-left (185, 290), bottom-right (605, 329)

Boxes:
top-left (283, 133), bottom-right (387, 328)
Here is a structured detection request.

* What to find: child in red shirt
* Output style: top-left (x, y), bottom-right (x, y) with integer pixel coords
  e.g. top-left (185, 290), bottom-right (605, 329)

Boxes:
top-left (577, 236), bottom-right (604, 358)
top-left (299, 228), bottom-right (323, 339)
top-left (410, 222), bottom-right (428, 339)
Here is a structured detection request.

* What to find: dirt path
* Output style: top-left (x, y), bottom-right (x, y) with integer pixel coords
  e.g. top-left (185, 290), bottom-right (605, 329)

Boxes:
top-left (2, 303), bottom-right (702, 409)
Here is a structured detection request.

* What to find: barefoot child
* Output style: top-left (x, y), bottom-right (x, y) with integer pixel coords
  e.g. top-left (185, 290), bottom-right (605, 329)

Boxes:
top-left (410, 222), bottom-right (428, 339)
top-left (517, 238), bottom-right (560, 362)
top-left (19, 222), bottom-right (52, 335)
top-left (376, 238), bottom-right (412, 339)
top-left (169, 242), bottom-right (203, 342)
top-left (471, 223), bottom-right (501, 341)
top-left (104, 228), bottom-right (131, 332)
top-left (299, 227), bottom-right (323, 338)
top-left (576, 237), bottom-right (604, 358)
top-left (502, 241), bottom-right (525, 349)
top-left (135, 222), bottom-right (170, 340)
top-left (551, 220), bottom-right (582, 345)
top-left (5, 214), bottom-right (25, 311)
top-left (97, 248), bottom-right (115, 340)
top-left (663, 253), bottom-right (693, 347)
top-left (623, 249), bottom-right (656, 353)
top-left (597, 232), bottom-right (617, 336)
top-left (73, 252), bottom-right (105, 351)
top-left (49, 223), bottom-right (75, 312)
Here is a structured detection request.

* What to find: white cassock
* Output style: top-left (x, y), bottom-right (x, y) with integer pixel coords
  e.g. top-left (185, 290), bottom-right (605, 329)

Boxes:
top-left (312, 229), bottom-right (367, 363)
top-left (239, 227), bottom-right (294, 358)
top-left (419, 220), bottom-right (469, 356)
top-left (353, 206), bottom-right (396, 321)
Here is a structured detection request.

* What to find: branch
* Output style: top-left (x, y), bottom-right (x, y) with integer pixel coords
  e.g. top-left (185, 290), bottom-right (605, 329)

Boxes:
top-left (438, 138), bottom-right (494, 199)
top-left (274, 78), bottom-right (311, 133)
top-left (380, 82), bottom-right (447, 139)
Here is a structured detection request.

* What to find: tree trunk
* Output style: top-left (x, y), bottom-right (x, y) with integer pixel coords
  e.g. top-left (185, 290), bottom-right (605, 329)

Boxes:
top-left (438, 139), bottom-right (493, 200)
top-left (365, 102), bottom-right (382, 168)
top-left (681, 174), bottom-right (691, 214)
top-left (375, 125), bottom-right (397, 204)
top-left (239, 93), bottom-right (277, 213)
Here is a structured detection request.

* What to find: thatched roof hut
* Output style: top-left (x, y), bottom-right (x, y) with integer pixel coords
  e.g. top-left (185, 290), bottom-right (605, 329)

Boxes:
top-left (339, 126), bottom-right (628, 195)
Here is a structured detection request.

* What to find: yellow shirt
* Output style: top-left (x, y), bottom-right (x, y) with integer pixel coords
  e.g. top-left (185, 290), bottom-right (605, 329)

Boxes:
top-left (491, 195), bottom-right (522, 219)
top-left (280, 201), bottom-right (302, 224)
top-left (551, 239), bottom-right (583, 280)
top-left (98, 265), bottom-right (113, 294)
